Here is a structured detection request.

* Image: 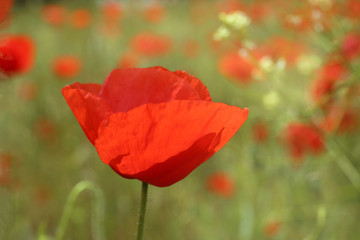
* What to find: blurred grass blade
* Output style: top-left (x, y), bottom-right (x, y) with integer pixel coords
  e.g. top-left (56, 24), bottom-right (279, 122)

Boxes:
top-left (238, 202), bottom-right (254, 240)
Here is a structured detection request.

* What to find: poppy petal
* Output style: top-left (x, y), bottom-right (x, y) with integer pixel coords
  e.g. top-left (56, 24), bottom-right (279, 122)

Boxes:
top-left (62, 83), bottom-right (112, 144)
top-left (94, 100), bottom-right (248, 187)
top-left (98, 67), bottom-right (202, 112)
top-left (173, 70), bottom-right (212, 101)
top-left (0, 0), bottom-right (12, 23)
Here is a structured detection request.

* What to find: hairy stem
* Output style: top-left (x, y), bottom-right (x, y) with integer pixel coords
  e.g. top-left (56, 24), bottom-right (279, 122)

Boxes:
top-left (137, 182), bottom-right (149, 240)
top-left (55, 181), bottom-right (105, 240)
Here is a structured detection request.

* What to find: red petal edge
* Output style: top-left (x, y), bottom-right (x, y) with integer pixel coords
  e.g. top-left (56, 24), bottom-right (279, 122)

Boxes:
top-left (172, 70), bottom-right (212, 101)
top-left (62, 82), bottom-right (113, 144)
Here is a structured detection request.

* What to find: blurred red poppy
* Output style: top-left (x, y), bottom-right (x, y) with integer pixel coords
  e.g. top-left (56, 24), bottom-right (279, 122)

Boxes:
top-left (0, 35), bottom-right (35, 76)
top-left (35, 187), bottom-right (51, 205)
top-left (0, 152), bottom-right (12, 186)
top-left (313, 6), bottom-right (336, 32)
top-left (53, 56), bottom-right (82, 79)
top-left (338, 110), bottom-right (359, 133)
top-left (131, 32), bottom-right (172, 57)
top-left (206, 172), bottom-right (235, 198)
top-left (218, 52), bottom-right (255, 84)
top-left (262, 37), bottom-right (305, 65)
top-left (71, 9), bottom-right (92, 29)
top-left (248, 2), bottom-right (272, 23)
top-left (341, 33), bottom-right (360, 60)
top-left (311, 58), bottom-right (347, 105)
top-left (320, 105), bottom-right (359, 134)
top-left (0, 15), bottom-right (11, 30)
top-left (217, 0), bottom-right (246, 13)
top-left (263, 220), bottom-right (281, 237)
top-left (18, 81), bottom-right (37, 101)
top-left (0, 0), bottom-right (12, 24)
top-left (252, 121), bottom-right (269, 143)
top-left (345, 0), bottom-right (360, 20)
top-left (143, 4), bottom-right (165, 23)
top-left (283, 123), bottom-right (324, 162)
top-left (320, 59), bottom-right (347, 82)
top-left (118, 52), bottom-right (138, 69)
top-left (34, 117), bottom-right (56, 142)
top-left (311, 78), bottom-right (334, 104)
top-left (101, 1), bottom-right (123, 23)
top-left (41, 4), bottom-right (67, 26)
top-left (62, 66), bottom-right (248, 187)
top-left (282, 9), bottom-right (312, 32)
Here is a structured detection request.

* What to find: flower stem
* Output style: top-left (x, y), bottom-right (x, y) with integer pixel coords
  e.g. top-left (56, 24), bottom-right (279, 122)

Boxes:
top-left (137, 182), bottom-right (148, 240)
top-left (328, 139), bottom-right (360, 190)
top-left (55, 181), bottom-right (105, 240)
top-left (303, 206), bottom-right (327, 240)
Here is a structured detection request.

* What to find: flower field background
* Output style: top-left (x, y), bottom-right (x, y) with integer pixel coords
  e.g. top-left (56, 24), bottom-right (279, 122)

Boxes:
top-left (1, 0), bottom-right (360, 239)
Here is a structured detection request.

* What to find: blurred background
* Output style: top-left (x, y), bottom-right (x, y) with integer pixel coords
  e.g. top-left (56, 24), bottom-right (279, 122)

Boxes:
top-left (0, 0), bottom-right (360, 239)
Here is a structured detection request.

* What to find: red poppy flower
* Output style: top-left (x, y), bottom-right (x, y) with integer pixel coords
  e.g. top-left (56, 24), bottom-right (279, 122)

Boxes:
top-left (262, 37), bottom-right (305, 65)
top-left (18, 81), bottom-right (37, 101)
top-left (206, 172), bottom-right (235, 198)
top-left (34, 117), bottom-right (56, 142)
top-left (0, 35), bottom-right (35, 76)
top-left (118, 52), bottom-right (138, 69)
top-left (282, 9), bottom-right (312, 33)
top-left (62, 67), bottom-right (248, 187)
top-left (248, 2), bottom-right (272, 23)
top-left (252, 120), bottom-right (269, 143)
top-left (283, 123), bottom-right (324, 162)
top-left (320, 105), bottom-right (359, 134)
top-left (131, 32), bottom-right (172, 57)
top-left (338, 110), bottom-right (359, 133)
top-left (341, 33), bottom-right (360, 60)
top-left (320, 59), bottom-right (347, 82)
top-left (41, 4), bottom-right (67, 26)
top-left (53, 56), bottom-right (82, 79)
top-left (0, 152), bottom-right (12, 186)
top-left (143, 4), bottom-right (165, 23)
top-left (0, 0), bottom-right (12, 24)
top-left (71, 9), bottom-right (92, 29)
top-left (101, 1), bottom-right (123, 23)
top-left (218, 52), bottom-right (255, 84)
top-left (311, 77), bottom-right (334, 104)
top-left (217, 0), bottom-right (246, 13)
top-left (310, 59), bottom-right (347, 104)
top-left (263, 220), bottom-right (281, 237)
top-left (35, 187), bottom-right (51, 206)
top-left (345, 0), bottom-right (360, 20)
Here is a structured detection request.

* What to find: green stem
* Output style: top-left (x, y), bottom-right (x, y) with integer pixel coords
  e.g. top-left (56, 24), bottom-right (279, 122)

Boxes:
top-left (137, 182), bottom-right (149, 240)
top-left (328, 139), bottom-right (360, 190)
top-left (55, 181), bottom-right (105, 240)
top-left (303, 206), bottom-right (327, 240)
